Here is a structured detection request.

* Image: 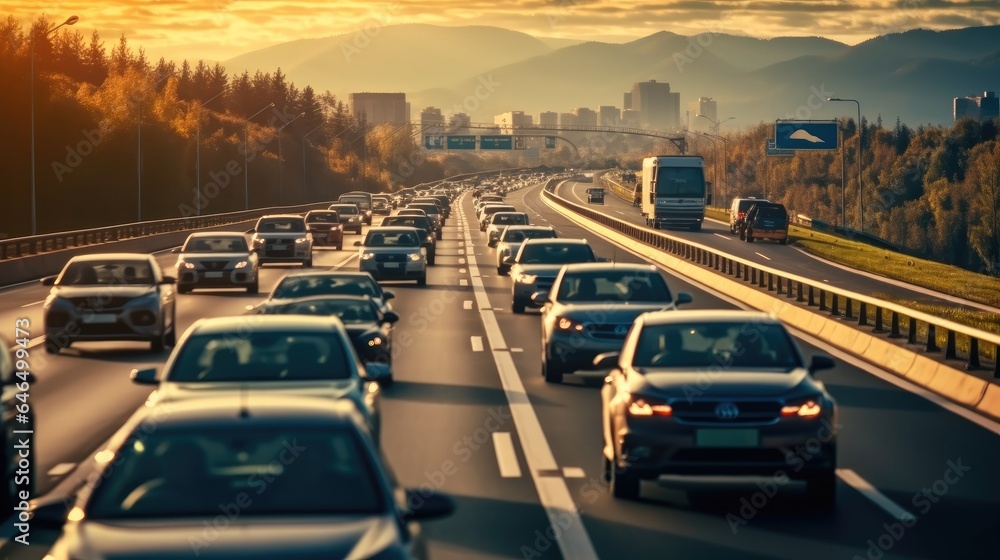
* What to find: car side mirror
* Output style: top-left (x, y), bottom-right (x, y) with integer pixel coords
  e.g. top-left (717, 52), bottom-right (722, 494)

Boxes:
top-left (591, 352), bottom-right (620, 370)
top-left (674, 292), bottom-right (693, 306)
top-left (382, 311), bottom-right (400, 324)
top-left (161, 275), bottom-right (177, 284)
top-left (530, 291), bottom-right (549, 305)
top-left (503, 256), bottom-right (516, 265)
top-left (130, 367), bottom-right (158, 385)
top-left (809, 355), bottom-right (835, 374)
top-left (402, 489), bottom-right (455, 521)
top-left (40, 276), bottom-right (57, 286)
top-left (353, 241), bottom-right (362, 247)
top-left (382, 291), bottom-right (395, 301)
top-left (28, 497), bottom-right (72, 529)
top-left (171, 247), bottom-right (181, 254)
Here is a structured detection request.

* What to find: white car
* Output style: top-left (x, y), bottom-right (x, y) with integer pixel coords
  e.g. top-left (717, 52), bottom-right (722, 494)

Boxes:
top-left (495, 225), bottom-right (557, 275)
top-left (485, 212), bottom-right (530, 247)
top-left (250, 214), bottom-right (313, 267)
top-left (355, 227), bottom-right (427, 286)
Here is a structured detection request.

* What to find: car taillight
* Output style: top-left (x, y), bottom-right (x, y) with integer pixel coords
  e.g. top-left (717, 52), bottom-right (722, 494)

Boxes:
top-left (737, 212), bottom-right (745, 219)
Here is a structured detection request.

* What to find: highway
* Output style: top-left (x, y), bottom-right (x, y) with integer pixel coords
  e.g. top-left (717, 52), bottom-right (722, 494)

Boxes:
top-left (2, 180), bottom-right (998, 559)
top-left (565, 180), bottom-right (999, 315)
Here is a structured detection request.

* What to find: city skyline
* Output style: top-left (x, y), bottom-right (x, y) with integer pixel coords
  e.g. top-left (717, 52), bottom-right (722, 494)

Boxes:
top-left (10, 1), bottom-right (1000, 62)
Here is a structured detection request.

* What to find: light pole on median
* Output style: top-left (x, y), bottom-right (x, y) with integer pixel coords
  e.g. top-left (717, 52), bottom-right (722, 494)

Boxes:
top-left (301, 122), bottom-right (325, 200)
top-left (30, 15), bottom-right (79, 236)
top-left (243, 103), bottom-right (274, 210)
top-left (277, 112), bottom-right (305, 205)
top-left (829, 97), bottom-right (863, 232)
top-left (136, 70), bottom-right (176, 221)
top-left (693, 132), bottom-right (718, 206)
top-left (697, 114), bottom-right (735, 133)
top-left (193, 90), bottom-right (226, 216)
top-left (700, 131), bottom-right (728, 202)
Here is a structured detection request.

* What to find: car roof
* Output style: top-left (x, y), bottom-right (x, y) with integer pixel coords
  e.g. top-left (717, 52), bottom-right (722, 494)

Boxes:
top-left (187, 315), bottom-right (342, 335)
top-left (257, 214), bottom-right (304, 220)
top-left (67, 253), bottom-right (153, 262)
top-left (367, 226), bottom-right (420, 233)
top-left (186, 231), bottom-right (246, 239)
top-left (280, 270), bottom-right (374, 280)
top-left (504, 225), bottom-right (554, 232)
top-left (639, 309), bottom-right (779, 326)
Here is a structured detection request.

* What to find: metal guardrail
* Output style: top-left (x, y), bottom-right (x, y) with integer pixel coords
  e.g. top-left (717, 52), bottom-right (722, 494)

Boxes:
top-left (544, 181), bottom-right (1000, 377)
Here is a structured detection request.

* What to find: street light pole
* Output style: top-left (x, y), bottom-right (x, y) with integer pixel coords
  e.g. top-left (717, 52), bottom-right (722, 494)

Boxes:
top-left (277, 112), bottom-right (305, 205)
top-left (700, 132), bottom-right (728, 201)
top-left (243, 102), bottom-right (275, 210)
top-left (136, 70), bottom-right (176, 222)
top-left (697, 114), bottom-right (735, 133)
top-left (829, 97), bottom-right (863, 232)
top-left (193, 90), bottom-right (226, 217)
top-left (302, 122), bottom-right (325, 199)
top-left (30, 15), bottom-right (79, 236)
top-left (694, 132), bottom-right (718, 206)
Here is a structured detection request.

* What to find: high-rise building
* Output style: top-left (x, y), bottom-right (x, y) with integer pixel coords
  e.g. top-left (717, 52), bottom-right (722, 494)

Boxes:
top-left (574, 107), bottom-right (597, 127)
top-left (350, 92), bottom-right (407, 125)
top-left (954, 91), bottom-right (999, 122)
top-left (494, 111), bottom-right (532, 134)
top-left (624, 80), bottom-right (680, 130)
top-left (599, 106), bottom-right (621, 127)
top-left (538, 111), bottom-right (559, 127)
top-left (420, 107), bottom-right (445, 131)
top-left (688, 97), bottom-right (718, 132)
top-left (558, 112), bottom-right (577, 127)
top-left (623, 92), bottom-right (633, 110)
top-left (621, 110), bottom-right (641, 128)
top-left (448, 112), bottom-right (471, 134)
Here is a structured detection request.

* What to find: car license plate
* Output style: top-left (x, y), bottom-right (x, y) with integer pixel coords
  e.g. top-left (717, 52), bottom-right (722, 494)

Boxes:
top-left (383, 262), bottom-right (400, 268)
top-left (205, 271), bottom-right (224, 278)
top-left (271, 244), bottom-right (288, 250)
top-left (696, 429), bottom-right (758, 448)
top-left (82, 314), bottom-right (117, 324)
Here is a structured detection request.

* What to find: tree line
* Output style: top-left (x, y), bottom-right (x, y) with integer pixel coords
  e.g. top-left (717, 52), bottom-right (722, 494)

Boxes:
top-left (0, 16), bottom-right (451, 238)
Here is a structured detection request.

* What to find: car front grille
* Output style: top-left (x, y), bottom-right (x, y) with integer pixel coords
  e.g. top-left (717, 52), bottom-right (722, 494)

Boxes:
top-left (375, 254), bottom-right (406, 262)
top-left (67, 296), bottom-right (131, 312)
top-left (586, 323), bottom-right (632, 340)
top-left (672, 400), bottom-right (782, 424)
top-left (201, 260), bottom-right (229, 271)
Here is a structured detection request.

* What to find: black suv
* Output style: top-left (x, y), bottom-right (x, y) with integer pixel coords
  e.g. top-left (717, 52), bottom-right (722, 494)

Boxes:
top-left (743, 202), bottom-right (789, 244)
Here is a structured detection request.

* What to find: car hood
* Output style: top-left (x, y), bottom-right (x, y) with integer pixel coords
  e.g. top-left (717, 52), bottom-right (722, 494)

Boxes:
top-left (344, 324), bottom-right (383, 339)
top-left (555, 303), bottom-right (672, 320)
top-left (362, 247), bottom-right (421, 254)
top-left (637, 369), bottom-right (810, 398)
top-left (515, 264), bottom-right (569, 277)
top-left (253, 232), bottom-right (307, 239)
top-left (153, 379), bottom-right (362, 403)
top-left (58, 515), bottom-right (403, 559)
top-left (177, 252), bottom-right (251, 261)
top-left (50, 285), bottom-right (158, 299)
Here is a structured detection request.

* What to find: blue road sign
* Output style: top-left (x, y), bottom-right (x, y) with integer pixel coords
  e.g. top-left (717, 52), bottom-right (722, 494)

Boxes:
top-left (424, 136), bottom-right (444, 150)
top-left (766, 138), bottom-right (795, 157)
top-left (447, 136), bottom-right (476, 150)
top-left (774, 120), bottom-right (838, 150)
top-left (480, 135), bottom-right (513, 150)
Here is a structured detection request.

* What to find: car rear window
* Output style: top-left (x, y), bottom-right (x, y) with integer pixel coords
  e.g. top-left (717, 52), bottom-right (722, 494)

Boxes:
top-left (632, 321), bottom-right (802, 370)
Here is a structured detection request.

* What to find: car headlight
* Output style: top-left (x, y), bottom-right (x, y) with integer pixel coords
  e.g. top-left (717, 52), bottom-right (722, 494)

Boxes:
top-left (627, 395), bottom-right (673, 417)
top-left (234, 260), bottom-right (249, 269)
top-left (179, 261), bottom-right (196, 269)
top-left (294, 237), bottom-right (309, 243)
top-left (515, 273), bottom-right (537, 284)
top-left (408, 252), bottom-right (422, 262)
top-left (781, 399), bottom-right (822, 418)
top-left (426, 236), bottom-right (434, 243)
top-left (361, 252), bottom-right (376, 260)
top-left (556, 316), bottom-right (585, 332)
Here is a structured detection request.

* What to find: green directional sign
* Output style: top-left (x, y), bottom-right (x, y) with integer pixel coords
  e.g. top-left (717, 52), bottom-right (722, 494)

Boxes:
top-left (447, 135), bottom-right (476, 150)
top-left (545, 136), bottom-right (556, 149)
top-left (480, 135), bottom-right (513, 150)
top-left (424, 136), bottom-right (445, 150)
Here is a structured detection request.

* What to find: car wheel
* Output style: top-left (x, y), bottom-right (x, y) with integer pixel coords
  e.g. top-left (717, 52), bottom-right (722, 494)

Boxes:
top-left (543, 356), bottom-right (563, 384)
top-left (417, 274), bottom-right (427, 287)
top-left (304, 259), bottom-right (313, 267)
top-left (436, 231), bottom-right (442, 240)
top-left (428, 253), bottom-right (436, 266)
top-left (739, 228), bottom-right (746, 240)
top-left (497, 265), bottom-right (509, 275)
top-left (805, 470), bottom-right (837, 509)
top-left (611, 455), bottom-right (641, 500)
top-left (164, 323), bottom-right (177, 348)
top-left (379, 375), bottom-right (394, 388)
top-left (247, 281), bottom-right (259, 294)
top-left (779, 238), bottom-right (788, 245)
top-left (512, 298), bottom-right (525, 314)
top-left (178, 285), bottom-right (191, 294)
top-left (601, 453), bottom-right (613, 483)
top-left (746, 231), bottom-right (754, 243)
top-left (44, 340), bottom-right (62, 355)
top-left (151, 333), bottom-right (166, 353)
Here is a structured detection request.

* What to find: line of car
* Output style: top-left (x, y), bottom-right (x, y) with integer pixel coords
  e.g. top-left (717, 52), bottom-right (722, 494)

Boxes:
top-left (477, 187), bottom-right (840, 508)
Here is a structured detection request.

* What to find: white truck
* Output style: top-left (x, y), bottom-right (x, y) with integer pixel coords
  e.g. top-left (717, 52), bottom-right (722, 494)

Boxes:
top-left (640, 156), bottom-right (708, 231)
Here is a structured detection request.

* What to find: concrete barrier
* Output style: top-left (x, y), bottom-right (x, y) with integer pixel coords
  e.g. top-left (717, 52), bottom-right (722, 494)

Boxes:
top-left (541, 187), bottom-right (1000, 421)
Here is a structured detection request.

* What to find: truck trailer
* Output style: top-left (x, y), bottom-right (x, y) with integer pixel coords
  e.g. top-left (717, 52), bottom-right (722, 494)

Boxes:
top-left (640, 156), bottom-right (707, 231)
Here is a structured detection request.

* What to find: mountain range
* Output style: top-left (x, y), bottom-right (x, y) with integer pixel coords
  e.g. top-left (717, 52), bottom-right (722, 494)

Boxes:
top-left (222, 24), bottom-right (1000, 126)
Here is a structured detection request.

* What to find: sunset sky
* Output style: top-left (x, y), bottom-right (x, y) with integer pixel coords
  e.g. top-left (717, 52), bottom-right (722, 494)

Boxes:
top-left (10, 0), bottom-right (1000, 62)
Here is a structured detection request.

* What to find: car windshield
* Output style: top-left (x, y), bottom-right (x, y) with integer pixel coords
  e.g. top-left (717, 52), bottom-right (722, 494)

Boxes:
top-left (365, 230), bottom-right (419, 247)
top-left (275, 299), bottom-right (379, 324)
top-left (340, 197), bottom-right (370, 209)
top-left (557, 271), bottom-right (671, 303)
top-left (271, 276), bottom-right (379, 300)
top-left (168, 331), bottom-right (351, 382)
top-left (257, 219), bottom-right (305, 233)
top-left (58, 261), bottom-right (155, 286)
top-left (632, 322), bottom-right (803, 370)
top-left (504, 229), bottom-right (556, 243)
top-left (307, 212), bottom-right (339, 223)
top-left (518, 244), bottom-right (595, 264)
top-left (331, 205), bottom-right (358, 215)
top-left (86, 427), bottom-right (383, 519)
top-left (183, 237), bottom-right (248, 253)
top-left (383, 217), bottom-right (429, 229)
top-left (410, 205), bottom-right (438, 215)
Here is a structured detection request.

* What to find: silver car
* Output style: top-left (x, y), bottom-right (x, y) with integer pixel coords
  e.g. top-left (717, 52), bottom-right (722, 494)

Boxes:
top-left (250, 214), bottom-right (313, 267)
top-left (41, 253), bottom-right (177, 354)
top-left (356, 227), bottom-right (428, 286)
top-left (508, 239), bottom-right (597, 314)
top-left (534, 263), bottom-right (692, 383)
top-left (485, 212), bottom-right (530, 247)
top-left (495, 225), bottom-right (557, 275)
top-left (174, 232), bottom-right (259, 294)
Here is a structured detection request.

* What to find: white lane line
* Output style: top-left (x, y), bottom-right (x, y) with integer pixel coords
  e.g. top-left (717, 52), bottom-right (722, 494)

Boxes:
top-left (470, 336), bottom-right (484, 352)
top-left (47, 463), bottom-right (76, 477)
top-left (464, 300), bottom-right (473, 310)
top-left (511, 347), bottom-right (523, 353)
top-left (460, 204), bottom-right (599, 560)
top-left (616, 211), bottom-right (625, 215)
top-left (755, 252), bottom-right (771, 261)
top-left (459, 249), bottom-right (466, 254)
top-left (562, 467), bottom-right (586, 479)
top-left (713, 233), bottom-right (730, 240)
top-left (332, 252), bottom-right (358, 269)
top-left (459, 279), bottom-right (469, 287)
top-left (493, 432), bottom-right (523, 478)
top-left (837, 469), bottom-right (916, 522)
top-left (20, 300), bottom-right (44, 308)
